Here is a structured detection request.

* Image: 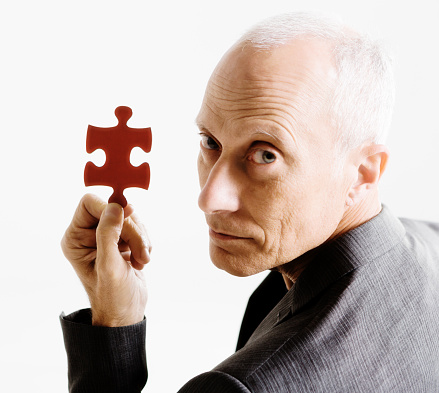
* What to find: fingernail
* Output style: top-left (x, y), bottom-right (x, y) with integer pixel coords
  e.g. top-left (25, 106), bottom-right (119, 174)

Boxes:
top-left (105, 203), bottom-right (122, 218)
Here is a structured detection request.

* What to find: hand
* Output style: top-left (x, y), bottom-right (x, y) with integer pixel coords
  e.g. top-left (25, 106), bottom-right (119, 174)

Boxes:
top-left (61, 194), bottom-right (151, 327)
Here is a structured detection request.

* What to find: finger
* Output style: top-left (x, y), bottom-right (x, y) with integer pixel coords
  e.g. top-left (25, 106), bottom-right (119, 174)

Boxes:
top-left (118, 241), bottom-right (130, 252)
top-left (72, 194), bottom-right (107, 230)
top-left (120, 251), bottom-right (131, 262)
top-left (130, 254), bottom-right (145, 271)
top-left (123, 204), bottom-right (135, 218)
top-left (120, 249), bottom-right (144, 267)
top-left (95, 203), bottom-right (124, 271)
top-left (120, 251), bottom-right (144, 271)
top-left (63, 227), bottom-right (97, 254)
top-left (120, 216), bottom-right (151, 265)
top-left (119, 239), bottom-right (149, 268)
top-left (129, 213), bottom-right (152, 254)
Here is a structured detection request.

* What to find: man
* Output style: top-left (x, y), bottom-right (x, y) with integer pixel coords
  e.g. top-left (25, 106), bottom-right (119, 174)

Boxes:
top-left (60, 12), bottom-right (439, 392)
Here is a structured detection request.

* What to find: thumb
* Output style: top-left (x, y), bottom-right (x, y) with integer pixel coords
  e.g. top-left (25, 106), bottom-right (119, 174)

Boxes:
top-left (96, 203), bottom-right (124, 264)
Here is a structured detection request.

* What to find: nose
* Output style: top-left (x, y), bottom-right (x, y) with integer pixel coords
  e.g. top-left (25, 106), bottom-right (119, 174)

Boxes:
top-left (198, 160), bottom-right (240, 214)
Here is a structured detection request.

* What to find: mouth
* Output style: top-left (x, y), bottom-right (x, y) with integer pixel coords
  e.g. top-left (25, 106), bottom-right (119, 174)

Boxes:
top-left (209, 228), bottom-right (250, 241)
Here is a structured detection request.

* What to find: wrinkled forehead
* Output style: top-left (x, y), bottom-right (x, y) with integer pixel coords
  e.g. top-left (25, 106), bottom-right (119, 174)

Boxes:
top-left (211, 39), bottom-right (336, 94)
top-left (197, 39), bottom-right (337, 147)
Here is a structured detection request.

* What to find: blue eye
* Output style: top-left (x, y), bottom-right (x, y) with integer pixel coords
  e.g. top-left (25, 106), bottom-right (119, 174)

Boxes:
top-left (200, 134), bottom-right (219, 150)
top-left (252, 150), bottom-right (276, 164)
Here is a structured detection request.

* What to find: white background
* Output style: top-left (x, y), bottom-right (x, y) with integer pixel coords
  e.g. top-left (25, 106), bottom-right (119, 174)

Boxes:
top-left (1, 0), bottom-right (438, 391)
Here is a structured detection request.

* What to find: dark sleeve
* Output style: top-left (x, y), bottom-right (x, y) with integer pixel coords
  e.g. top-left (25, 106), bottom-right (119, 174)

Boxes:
top-left (236, 271), bottom-right (288, 350)
top-left (178, 371), bottom-right (251, 392)
top-left (60, 309), bottom-right (147, 393)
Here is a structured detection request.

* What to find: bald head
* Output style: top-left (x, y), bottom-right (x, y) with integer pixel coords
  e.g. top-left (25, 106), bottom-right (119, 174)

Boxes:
top-left (234, 12), bottom-right (395, 153)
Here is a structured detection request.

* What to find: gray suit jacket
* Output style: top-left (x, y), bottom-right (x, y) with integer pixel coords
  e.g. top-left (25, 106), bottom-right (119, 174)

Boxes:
top-left (61, 206), bottom-right (439, 392)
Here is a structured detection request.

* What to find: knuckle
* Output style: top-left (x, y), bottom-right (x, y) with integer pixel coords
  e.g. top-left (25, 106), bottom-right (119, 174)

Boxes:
top-left (79, 193), bottom-right (94, 212)
top-left (60, 232), bottom-right (70, 256)
top-left (61, 226), bottom-right (97, 267)
top-left (96, 225), bottom-right (120, 242)
top-left (61, 226), bottom-right (78, 251)
top-left (71, 226), bottom-right (96, 248)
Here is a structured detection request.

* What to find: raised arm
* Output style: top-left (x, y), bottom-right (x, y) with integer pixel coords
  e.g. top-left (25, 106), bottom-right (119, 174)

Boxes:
top-left (60, 194), bottom-right (151, 392)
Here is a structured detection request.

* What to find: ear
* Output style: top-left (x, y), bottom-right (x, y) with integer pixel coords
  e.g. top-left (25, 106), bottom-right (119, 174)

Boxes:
top-left (346, 144), bottom-right (389, 207)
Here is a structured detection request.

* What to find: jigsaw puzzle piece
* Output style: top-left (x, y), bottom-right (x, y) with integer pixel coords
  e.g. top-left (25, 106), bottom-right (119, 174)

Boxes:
top-left (84, 161), bottom-right (150, 207)
top-left (84, 106), bottom-right (152, 207)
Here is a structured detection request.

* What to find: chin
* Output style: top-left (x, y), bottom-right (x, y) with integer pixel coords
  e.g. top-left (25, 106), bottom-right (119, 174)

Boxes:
top-left (209, 244), bottom-right (266, 277)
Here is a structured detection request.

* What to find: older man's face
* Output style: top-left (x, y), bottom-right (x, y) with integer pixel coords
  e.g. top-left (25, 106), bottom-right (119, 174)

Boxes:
top-left (196, 40), bottom-right (354, 277)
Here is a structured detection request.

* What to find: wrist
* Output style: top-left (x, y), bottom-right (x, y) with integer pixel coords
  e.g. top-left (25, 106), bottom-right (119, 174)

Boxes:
top-left (91, 308), bottom-right (145, 327)
top-left (91, 310), bottom-right (145, 327)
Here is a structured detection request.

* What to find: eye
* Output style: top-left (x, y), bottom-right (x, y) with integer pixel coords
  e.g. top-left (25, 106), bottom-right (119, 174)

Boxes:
top-left (200, 134), bottom-right (220, 150)
top-left (250, 149), bottom-right (277, 164)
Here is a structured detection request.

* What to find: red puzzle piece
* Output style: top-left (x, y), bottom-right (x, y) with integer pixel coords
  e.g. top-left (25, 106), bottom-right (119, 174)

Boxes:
top-left (84, 106), bottom-right (152, 207)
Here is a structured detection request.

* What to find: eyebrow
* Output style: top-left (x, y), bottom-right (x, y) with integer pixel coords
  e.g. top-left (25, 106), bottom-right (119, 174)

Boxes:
top-left (194, 119), bottom-right (296, 149)
top-left (195, 118), bottom-right (207, 131)
top-left (252, 128), bottom-right (286, 145)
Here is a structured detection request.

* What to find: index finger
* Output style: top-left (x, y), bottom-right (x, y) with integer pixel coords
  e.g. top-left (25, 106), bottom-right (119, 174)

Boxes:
top-left (71, 194), bottom-right (107, 229)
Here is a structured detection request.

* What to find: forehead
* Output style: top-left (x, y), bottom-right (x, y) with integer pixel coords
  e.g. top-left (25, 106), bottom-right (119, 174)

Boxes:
top-left (196, 39), bottom-right (336, 147)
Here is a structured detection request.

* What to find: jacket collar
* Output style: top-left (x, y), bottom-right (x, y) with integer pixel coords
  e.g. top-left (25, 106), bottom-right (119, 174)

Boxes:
top-left (246, 205), bottom-right (406, 345)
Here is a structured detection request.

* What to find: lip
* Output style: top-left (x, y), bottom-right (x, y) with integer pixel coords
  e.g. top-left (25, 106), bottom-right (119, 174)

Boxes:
top-left (209, 228), bottom-right (250, 241)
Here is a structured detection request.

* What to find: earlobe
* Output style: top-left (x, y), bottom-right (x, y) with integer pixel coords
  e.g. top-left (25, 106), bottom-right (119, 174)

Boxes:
top-left (346, 144), bottom-right (390, 206)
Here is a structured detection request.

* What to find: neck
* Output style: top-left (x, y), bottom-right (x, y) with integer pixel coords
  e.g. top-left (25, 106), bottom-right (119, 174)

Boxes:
top-left (330, 190), bottom-right (382, 242)
top-left (281, 192), bottom-right (382, 290)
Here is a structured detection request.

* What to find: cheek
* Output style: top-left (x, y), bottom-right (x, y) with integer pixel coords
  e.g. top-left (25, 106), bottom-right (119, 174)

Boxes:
top-left (266, 203), bottom-right (306, 264)
top-left (276, 168), bottom-right (347, 252)
top-left (249, 177), bottom-right (300, 252)
top-left (250, 172), bottom-right (334, 263)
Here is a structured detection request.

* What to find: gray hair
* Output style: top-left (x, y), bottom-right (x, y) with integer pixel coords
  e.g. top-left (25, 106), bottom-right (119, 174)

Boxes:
top-left (237, 12), bottom-right (395, 154)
